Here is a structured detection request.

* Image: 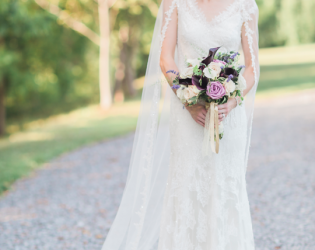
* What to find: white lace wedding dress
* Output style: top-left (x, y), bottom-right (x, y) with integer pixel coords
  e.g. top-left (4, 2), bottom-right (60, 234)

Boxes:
top-left (157, 0), bottom-right (258, 249)
top-left (102, 1), bottom-right (259, 249)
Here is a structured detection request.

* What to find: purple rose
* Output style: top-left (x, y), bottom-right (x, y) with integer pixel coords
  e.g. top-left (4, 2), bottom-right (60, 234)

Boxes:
top-left (206, 81), bottom-right (226, 100)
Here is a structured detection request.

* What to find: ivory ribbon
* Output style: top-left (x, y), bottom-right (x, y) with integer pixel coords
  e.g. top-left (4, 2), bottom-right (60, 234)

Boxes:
top-left (202, 102), bottom-right (219, 155)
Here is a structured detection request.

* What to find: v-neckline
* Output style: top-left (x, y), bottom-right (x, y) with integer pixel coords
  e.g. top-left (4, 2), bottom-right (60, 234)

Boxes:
top-left (193, 0), bottom-right (239, 26)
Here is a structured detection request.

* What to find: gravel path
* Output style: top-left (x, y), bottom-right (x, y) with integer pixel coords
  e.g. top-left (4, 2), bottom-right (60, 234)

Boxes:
top-left (1, 90), bottom-right (315, 250)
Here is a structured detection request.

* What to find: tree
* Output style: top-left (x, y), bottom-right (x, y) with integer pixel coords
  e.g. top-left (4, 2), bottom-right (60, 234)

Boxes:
top-left (257, 0), bottom-right (315, 47)
top-left (98, 0), bottom-right (113, 108)
top-left (110, 0), bottom-right (158, 100)
top-left (35, 0), bottom-right (115, 109)
top-left (0, 0), bottom-right (48, 135)
top-left (0, 0), bottom-right (89, 136)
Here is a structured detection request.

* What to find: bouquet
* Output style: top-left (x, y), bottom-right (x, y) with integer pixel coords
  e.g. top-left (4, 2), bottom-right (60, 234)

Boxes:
top-left (170, 47), bottom-right (247, 154)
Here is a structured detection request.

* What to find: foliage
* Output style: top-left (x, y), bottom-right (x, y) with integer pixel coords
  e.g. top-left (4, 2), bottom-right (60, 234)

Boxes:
top-left (0, 0), bottom-right (96, 123)
top-left (109, 1), bottom-right (158, 98)
top-left (257, 0), bottom-right (315, 47)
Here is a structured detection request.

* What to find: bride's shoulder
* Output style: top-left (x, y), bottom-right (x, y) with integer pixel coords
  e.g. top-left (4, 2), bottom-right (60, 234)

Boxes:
top-left (242, 0), bottom-right (259, 13)
top-left (239, 0), bottom-right (259, 23)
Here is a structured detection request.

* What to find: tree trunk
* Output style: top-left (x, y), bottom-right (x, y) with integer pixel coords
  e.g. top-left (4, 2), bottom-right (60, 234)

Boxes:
top-left (114, 42), bottom-right (135, 99)
top-left (0, 82), bottom-right (5, 136)
top-left (98, 0), bottom-right (112, 109)
top-left (122, 42), bottom-right (136, 97)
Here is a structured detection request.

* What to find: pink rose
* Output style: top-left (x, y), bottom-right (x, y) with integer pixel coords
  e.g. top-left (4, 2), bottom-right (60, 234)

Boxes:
top-left (206, 81), bottom-right (226, 99)
top-left (213, 59), bottom-right (226, 65)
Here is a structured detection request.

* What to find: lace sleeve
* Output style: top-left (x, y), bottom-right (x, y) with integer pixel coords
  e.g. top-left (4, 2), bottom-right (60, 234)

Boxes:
top-left (160, 0), bottom-right (178, 54)
top-left (240, 0), bottom-right (260, 169)
top-left (241, 0), bottom-right (260, 89)
top-left (159, 0), bottom-right (180, 92)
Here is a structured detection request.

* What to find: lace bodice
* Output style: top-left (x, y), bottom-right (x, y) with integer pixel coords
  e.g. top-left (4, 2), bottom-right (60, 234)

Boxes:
top-left (177, 0), bottom-right (243, 70)
top-left (161, 0), bottom-right (258, 72)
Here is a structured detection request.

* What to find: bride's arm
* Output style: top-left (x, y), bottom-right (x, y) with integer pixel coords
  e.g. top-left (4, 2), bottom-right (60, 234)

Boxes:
top-left (240, 13), bottom-right (259, 97)
top-left (218, 6), bottom-right (259, 121)
top-left (159, 0), bottom-right (207, 127)
top-left (159, 1), bottom-right (179, 93)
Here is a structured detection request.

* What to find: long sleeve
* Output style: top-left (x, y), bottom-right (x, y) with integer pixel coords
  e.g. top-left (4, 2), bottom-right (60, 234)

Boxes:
top-left (240, 0), bottom-right (260, 168)
top-left (241, 0), bottom-right (260, 95)
top-left (160, 0), bottom-right (179, 87)
top-left (160, 0), bottom-right (178, 54)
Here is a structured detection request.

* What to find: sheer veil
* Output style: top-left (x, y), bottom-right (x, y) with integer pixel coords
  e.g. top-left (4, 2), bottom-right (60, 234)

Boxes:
top-left (102, 0), bottom-right (259, 249)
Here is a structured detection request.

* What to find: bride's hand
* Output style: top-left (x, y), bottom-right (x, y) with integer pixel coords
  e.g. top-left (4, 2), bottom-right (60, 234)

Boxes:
top-left (218, 98), bottom-right (237, 122)
top-left (185, 104), bottom-right (207, 127)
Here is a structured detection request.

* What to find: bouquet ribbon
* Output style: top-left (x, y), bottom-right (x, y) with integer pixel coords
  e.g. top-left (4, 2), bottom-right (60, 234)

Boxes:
top-left (203, 102), bottom-right (219, 155)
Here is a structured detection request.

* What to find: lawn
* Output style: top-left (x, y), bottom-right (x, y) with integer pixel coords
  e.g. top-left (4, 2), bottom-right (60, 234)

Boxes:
top-left (0, 101), bottom-right (140, 193)
top-left (257, 63), bottom-right (315, 97)
top-left (1, 44), bottom-right (315, 194)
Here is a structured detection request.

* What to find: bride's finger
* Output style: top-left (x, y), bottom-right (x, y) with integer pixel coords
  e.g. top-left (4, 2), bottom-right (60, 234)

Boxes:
top-left (196, 119), bottom-right (204, 127)
top-left (197, 117), bottom-right (205, 125)
top-left (198, 116), bottom-right (205, 124)
top-left (218, 109), bottom-right (227, 116)
top-left (218, 103), bottom-right (227, 110)
top-left (199, 112), bottom-right (206, 119)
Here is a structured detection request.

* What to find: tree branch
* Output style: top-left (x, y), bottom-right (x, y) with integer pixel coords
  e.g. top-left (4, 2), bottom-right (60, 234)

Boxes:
top-left (109, 0), bottom-right (159, 17)
top-left (35, 0), bottom-right (100, 46)
top-left (140, 0), bottom-right (159, 17)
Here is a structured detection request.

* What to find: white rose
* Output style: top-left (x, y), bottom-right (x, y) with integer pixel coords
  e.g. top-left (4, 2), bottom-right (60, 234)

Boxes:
top-left (213, 60), bottom-right (226, 69)
top-left (180, 67), bottom-right (194, 79)
top-left (203, 67), bottom-right (217, 79)
top-left (183, 86), bottom-right (198, 101)
top-left (176, 86), bottom-right (187, 103)
top-left (223, 79), bottom-right (236, 96)
top-left (209, 62), bottom-right (222, 76)
top-left (203, 62), bottom-right (222, 79)
top-left (186, 58), bottom-right (202, 67)
top-left (236, 74), bottom-right (247, 91)
top-left (188, 85), bottom-right (200, 95)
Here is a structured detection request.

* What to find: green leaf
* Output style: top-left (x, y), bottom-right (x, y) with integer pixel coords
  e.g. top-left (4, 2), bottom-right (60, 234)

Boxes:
top-left (193, 65), bottom-right (202, 76)
top-left (218, 77), bottom-right (226, 82)
top-left (198, 90), bottom-right (206, 97)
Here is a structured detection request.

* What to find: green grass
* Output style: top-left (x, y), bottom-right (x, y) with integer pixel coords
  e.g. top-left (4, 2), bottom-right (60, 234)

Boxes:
top-left (258, 63), bottom-right (315, 92)
top-left (0, 101), bottom-right (140, 193)
top-left (259, 43), bottom-right (315, 66)
top-left (254, 62), bottom-right (315, 100)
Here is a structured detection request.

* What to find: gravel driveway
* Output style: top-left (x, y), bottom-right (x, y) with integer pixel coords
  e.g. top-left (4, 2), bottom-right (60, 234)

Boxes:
top-left (1, 90), bottom-right (315, 250)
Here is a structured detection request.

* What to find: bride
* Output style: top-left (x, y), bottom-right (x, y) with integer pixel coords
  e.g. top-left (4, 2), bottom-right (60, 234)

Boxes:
top-left (102, 0), bottom-right (259, 249)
